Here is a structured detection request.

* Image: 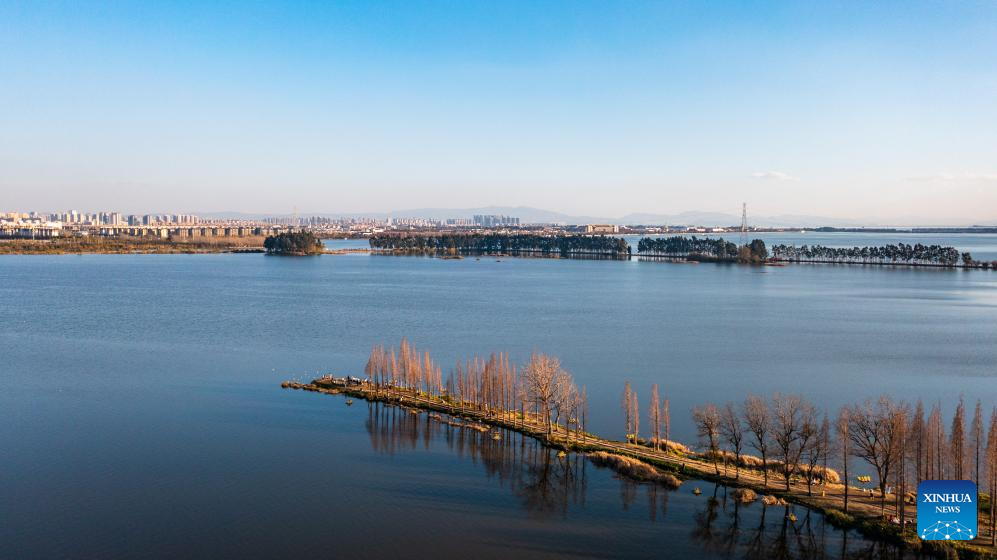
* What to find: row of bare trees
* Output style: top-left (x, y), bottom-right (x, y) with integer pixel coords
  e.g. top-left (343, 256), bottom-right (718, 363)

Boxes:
top-left (694, 394), bottom-right (831, 497)
top-left (839, 397), bottom-right (995, 532)
top-left (685, 391), bottom-right (997, 536)
top-left (365, 339), bottom-right (444, 397)
top-left (621, 382), bottom-right (671, 449)
top-left (365, 341), bottom-right (588, 441)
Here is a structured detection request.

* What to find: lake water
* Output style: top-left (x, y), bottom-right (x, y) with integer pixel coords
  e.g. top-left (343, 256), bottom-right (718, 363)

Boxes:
top-left (3, 233), bottom-right (995, 558)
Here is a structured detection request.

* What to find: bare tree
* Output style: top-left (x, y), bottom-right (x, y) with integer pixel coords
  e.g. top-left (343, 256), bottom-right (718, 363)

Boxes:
top-left (927, 403), bottom-right (946, 479)
top-left (389, 348), bottom-right (399, 390)
top-left (570, 384), bottom-right (581, 440)
top-left (772, 394), bottom-right (811, 491)
top-left (649, 384), bottom-right (661, 450)
top-left (911, 399), bottom-right (925, 483)
top-left (693, 403), bottom-right (722, 475)
top-left (971, 399), bottom-right (984, 489)
top-left (579, 386), bottom-right (588, 443)
top-left (719, 402), bottom-right (744, 479)
top-left (662, 398), bottom-right (670, 445)
top-left (837, 407), bottom-right (850, 513)
top-left (987, 406), bottom-right (997, 546)
top-left (744, 395), bottom-right (772, 487)
top-left (848, 397), bottom-right (904, 514)
top-left (557, 376), bottom-right (578, 440)
top-left (820, 413), bottom-right (832, 495)
top-left (802, 413), bottom-right (830, 496)
top-left (523, 353), bottom-right (571, 438)
top-left (892, 404), bottom-right (910, 527)
top-left (622, 381), bottom-right (634, 443)
top-left (951, 396), bottom-right (966, 480)
top-left (365, 345), bottom-right (383, 393)
top-left (555, 382), bottom-right (578, 439)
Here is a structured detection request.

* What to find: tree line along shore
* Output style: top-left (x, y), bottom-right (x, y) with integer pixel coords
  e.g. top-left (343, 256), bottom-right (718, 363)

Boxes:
top-left (284, 339), bottom-right (997, 559)
top-left (0, 231), bottom-right (323, 255)
top-left (4, 231), bottom-right (994, 269)
top-left (369, 233), bottom-right (996, 269)
top-left (0, 235), bottom-right (268, 254)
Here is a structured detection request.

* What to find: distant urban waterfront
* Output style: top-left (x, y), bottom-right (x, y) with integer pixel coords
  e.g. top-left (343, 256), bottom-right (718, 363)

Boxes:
top-left (2, 233), bottom-right (995, 557)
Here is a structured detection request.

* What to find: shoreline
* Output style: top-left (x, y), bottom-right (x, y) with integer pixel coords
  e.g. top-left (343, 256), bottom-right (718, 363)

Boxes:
top-left (0, 247), bottom-right (266, 255)
top-left (0, 244), bottom-right (371, 256)
top-left (4, 241), bottom-right (994, 271)
top-left (283, 377), bottom-right (996, 559)
top-left (375, 248), bottom-right (995, 269)
top-left (0, 237), bottom-right (268, 255)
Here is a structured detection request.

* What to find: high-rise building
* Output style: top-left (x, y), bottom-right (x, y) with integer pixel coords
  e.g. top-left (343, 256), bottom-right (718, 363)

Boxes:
top-left (473, 215), bottom-right (520, 227)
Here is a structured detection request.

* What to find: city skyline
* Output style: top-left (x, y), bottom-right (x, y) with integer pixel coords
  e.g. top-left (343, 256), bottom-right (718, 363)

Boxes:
top-left (3, 2), bottom-right (996, 223)
top-left (3, 203), bottom-right (994, 228)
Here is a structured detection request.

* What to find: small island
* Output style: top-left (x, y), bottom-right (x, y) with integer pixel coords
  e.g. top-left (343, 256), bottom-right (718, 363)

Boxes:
top-left (637, 235), bottom-right (770, 263)
top-left (369, 232), bottom-right (631, 259)
top-left (263, 231), bottom-right (324, 256)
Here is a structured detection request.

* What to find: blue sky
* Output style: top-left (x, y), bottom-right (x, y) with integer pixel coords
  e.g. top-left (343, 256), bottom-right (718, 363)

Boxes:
top-left (2, 1), bottom-right (996, 223)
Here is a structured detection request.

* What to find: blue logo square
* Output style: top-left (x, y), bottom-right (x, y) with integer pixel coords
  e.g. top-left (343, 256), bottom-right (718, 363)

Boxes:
top-left (917, 480), bottom-right (977, 541)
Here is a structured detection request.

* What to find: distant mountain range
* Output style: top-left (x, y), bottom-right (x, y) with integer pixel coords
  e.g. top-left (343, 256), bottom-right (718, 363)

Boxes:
top-left (200, 206), bottom-right (874, 228)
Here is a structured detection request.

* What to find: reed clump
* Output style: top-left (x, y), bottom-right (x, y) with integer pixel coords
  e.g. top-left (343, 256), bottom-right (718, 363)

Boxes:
top-left (588, 451), bottom-right (682, 489)
top-left (702, 451), bottom-right (841, 484)
top-left (732, 488), bottom-right (757, 503)
top-left (639, 438), bottom-right (691, 455)
top-left (761, 495), bottom-right (788, 506)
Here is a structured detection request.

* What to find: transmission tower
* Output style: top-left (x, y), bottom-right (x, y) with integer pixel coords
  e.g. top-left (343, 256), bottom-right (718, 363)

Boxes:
top-left (740, 203), bottom-right (748, 247)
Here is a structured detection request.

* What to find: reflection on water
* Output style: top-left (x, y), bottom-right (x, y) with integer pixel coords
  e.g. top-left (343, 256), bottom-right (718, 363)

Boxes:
top-left (366, 402), bottom-right (587, 518)
top-left (690, 488), bottom-right (907, 560)
top-left (365, 401), bottom-right (913, 559)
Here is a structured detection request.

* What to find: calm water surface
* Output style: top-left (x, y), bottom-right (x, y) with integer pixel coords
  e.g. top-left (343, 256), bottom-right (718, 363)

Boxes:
top-left (2, 240), bottom-right (995, 558)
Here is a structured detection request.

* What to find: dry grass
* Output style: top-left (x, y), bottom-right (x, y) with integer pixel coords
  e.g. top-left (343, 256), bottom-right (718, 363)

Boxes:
top-left (644, 438), bottom-right (692, 455)
top-left (732, 488), bottom-right (757, 503)
top-left (701, 452), bottom-right (841, 484)
top-left (762, 462), bottom-right (841, 485)
top-left (588, 451), bottom-right (682, 489)
top-left (661, 440), bottom-right (691, 454)
top-left (812, 465), bottom-right (841, 484)
top-left (761, 495), bottom-right (788, 506)
top-left (736, 453), bottom-right (766, 469)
